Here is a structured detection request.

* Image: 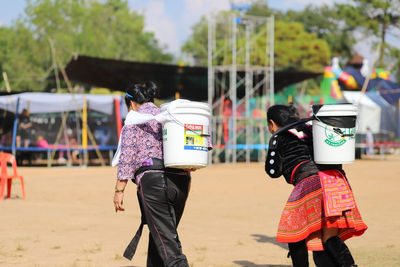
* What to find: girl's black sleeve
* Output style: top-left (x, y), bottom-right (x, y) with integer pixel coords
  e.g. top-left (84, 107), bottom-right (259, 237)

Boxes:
top-left (265, 134), bottom-right (282, 178)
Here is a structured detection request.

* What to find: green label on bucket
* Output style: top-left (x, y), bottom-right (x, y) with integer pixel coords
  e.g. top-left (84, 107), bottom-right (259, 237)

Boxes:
top-left (163, 128), bottom-right (168, 141)
top-left (324, 126), bottom-right (355, 147)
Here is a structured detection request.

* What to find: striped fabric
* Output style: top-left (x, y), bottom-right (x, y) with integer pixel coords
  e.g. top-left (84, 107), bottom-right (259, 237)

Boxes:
top-left (276, 174), bottom-right (367, 251)
top-left (320, 170), bottom-right (356, 217)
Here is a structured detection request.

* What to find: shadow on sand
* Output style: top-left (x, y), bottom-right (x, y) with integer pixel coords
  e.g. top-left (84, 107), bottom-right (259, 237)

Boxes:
top-left (251, 234), bottom-right (288, 250)
top-left (231, 235), bottom-right (291, 267)
top-left (233, 260), bottom-right (291, 267)
top-left (122, 235), bottom-right (288, 267)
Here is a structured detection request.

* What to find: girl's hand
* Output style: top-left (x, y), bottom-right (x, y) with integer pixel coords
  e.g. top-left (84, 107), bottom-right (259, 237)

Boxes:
top-left (114, 192), bottom-right (125, 212)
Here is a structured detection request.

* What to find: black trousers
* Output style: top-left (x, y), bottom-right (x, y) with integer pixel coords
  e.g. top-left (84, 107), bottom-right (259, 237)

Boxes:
top-left (137, 171), bottom-right (190, 267)
top-left (288, 240), bottom-right (338, 267)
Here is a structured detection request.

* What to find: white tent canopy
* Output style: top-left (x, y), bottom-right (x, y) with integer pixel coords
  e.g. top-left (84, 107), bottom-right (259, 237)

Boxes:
top-left (366, 92), bottom-right (398, 135)
top-left (0, 93), bottom-right (122, 115)
top-left (342, 91), bottom-right (381, 134)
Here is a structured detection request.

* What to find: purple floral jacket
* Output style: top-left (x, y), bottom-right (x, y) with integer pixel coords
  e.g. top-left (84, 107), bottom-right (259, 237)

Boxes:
top-left (117, 102), bottom-right (163, 181)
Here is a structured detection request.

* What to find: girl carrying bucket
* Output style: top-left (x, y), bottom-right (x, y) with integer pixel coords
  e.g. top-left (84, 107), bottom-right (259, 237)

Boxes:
top-left (265, 104), bottom-right (367, 267)
top-left (113, 82), bottom-right (191, 267)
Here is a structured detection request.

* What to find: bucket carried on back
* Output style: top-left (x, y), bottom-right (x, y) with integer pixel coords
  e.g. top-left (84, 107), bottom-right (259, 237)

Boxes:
top-left (161, 100), bottom-right (211, 169)
top-left (312, 104), bottom-right (358, 164)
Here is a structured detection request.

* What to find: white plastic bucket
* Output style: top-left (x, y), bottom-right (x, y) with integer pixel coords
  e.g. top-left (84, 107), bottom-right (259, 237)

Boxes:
top-left (161, 100), bottom-right (211, 169)
top-left (312, 104), bottom-right (358, 164)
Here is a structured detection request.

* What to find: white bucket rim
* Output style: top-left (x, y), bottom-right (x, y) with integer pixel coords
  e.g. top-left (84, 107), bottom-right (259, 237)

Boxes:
top-left (165, 109), bottom-right (211, 117)
top-left (313, 104), bottom-right (358, 117)
top-left (161, 101), bottom-right (210, 111)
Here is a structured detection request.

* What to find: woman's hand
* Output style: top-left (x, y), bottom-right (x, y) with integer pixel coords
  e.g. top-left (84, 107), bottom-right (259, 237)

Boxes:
top-left (114, 192), bottom-right (125, 212)
top-left (113, 179), bottom-right (127, 212)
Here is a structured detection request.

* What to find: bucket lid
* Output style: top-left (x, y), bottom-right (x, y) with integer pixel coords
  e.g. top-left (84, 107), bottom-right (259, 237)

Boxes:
top-left (161, 99), bottom-right (211, 113)
top-left (312, 104), bottom-right (357, 117)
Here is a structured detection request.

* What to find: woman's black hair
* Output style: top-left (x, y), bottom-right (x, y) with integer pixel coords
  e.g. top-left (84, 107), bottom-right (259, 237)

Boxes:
top-left (267, 104), bottom-right (299, 127)
top-left (125, 81), bottom-right (158, 108)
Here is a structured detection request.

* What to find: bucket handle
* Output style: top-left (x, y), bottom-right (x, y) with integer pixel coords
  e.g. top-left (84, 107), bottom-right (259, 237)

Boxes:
top-left (313, 114), bottom-right (356, 138)
top-left (272, 117), bottom-right (356, 139)
top-left (332, 127), bottom-right (354, 137)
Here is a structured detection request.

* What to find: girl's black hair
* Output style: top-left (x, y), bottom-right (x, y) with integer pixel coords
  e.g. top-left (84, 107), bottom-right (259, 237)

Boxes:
top-left (267, 104), bottom-right (299, 127)
top-left (125, 81), bottom-right (158, 108)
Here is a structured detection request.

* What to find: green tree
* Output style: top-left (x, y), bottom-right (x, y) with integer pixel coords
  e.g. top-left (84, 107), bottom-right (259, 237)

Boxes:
top-left (182, 11), bottom-right (233, 66)
top-left (245, 0), bottom-right (277, 18)
top-left (284, 5), bottom-right (356, 60)
top-left (337, 0), bottom-right (400, 66)
top-left (273, 21), bottom-right (331, 72)
top-left (182, 12), bottom-right (330, 72)
top-left (181, 16), bottom-right (208, 66)
top-left (0, 0), bottom-right (172, 92)
top-left (388, 46), bottom-right (400, 82)
top-left (0, 23), bottom-right (45, 92)
top-left (24, 0), bottom-right (172, 66)
top-left (245, 2), bottom-right (355, 60)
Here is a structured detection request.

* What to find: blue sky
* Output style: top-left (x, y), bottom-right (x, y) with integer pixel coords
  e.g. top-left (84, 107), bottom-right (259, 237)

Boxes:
top-left (0, 0), bottom-right (397, 64)
top-left (0, 0), bottom-right (27, 25)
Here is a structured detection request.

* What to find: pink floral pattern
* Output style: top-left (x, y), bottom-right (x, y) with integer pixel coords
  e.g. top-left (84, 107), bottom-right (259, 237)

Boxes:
top-left (117, 102), bottom-right (163, 180)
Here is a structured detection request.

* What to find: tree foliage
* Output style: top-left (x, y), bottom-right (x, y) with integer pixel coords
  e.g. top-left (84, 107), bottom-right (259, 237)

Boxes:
top-left (284, 5), bottom-right (356, 60)
top-left (0, 0), bottom-right (172, 92)
top-left (337, 0), bottom-right (400, 66)
top-left (181, 16), bottom-right (209, 67)
top-left (182, 11), bottom-right (330, 72)
top-left (274, 21), bottom-right (330, 72)
top-left (245, 0), bottom-right (277, 18)
top-left (183, 0), bottom-right (400, 74)
top-left (0, 22), bottom-right (45, 91)
top-left (245, 2), bottom-right (355, 60)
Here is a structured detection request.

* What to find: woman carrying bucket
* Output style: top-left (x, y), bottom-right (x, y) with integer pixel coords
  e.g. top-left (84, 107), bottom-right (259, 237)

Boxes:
top-left (265, 104), bottom-right (367, 267)
top-left (113, 82), bottom-right (191, 267)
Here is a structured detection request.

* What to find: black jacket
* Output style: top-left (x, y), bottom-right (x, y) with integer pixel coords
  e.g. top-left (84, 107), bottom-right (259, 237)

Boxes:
top-left (265, 122), bottom-right (342, 185)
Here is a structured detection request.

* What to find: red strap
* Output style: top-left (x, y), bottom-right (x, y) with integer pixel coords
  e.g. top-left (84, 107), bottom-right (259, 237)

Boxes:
top-left (290, 160), bottom-right (310, 184)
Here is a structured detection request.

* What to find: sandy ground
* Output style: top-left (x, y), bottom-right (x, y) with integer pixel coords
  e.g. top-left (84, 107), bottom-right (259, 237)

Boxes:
top-left (1, 155), bottom-right (400, 267)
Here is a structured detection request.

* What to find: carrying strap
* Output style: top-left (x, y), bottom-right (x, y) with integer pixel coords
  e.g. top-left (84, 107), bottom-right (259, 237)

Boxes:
top-left (123, 222), bottom-right (144, 260)
top-left (123, 187), bottom-right (147, 261)
top-left (271, 118), bottom-right (312, 137)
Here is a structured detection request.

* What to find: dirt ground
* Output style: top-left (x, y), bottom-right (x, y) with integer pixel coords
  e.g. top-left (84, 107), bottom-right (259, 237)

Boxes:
top-left (1, 155), bottom-right (400, 267)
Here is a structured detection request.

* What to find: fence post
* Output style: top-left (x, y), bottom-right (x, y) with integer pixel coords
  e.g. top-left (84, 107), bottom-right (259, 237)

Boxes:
top-left (82, 95), bottom-right (88, 166)
top-left (11, 97), bottom-right (20, 156)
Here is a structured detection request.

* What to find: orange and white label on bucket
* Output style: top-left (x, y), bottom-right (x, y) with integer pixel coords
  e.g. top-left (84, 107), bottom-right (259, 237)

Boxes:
top-left (184, 124), bottom-right (207, 151)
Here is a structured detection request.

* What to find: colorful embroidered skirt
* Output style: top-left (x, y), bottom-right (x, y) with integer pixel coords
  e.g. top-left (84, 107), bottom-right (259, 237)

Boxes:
top-left (276, 171), bottom-right (368, 251)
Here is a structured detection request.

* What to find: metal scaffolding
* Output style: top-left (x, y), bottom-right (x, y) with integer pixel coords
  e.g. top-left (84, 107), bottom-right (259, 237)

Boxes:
top-left (208, 13), bottom-right (274, 164)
